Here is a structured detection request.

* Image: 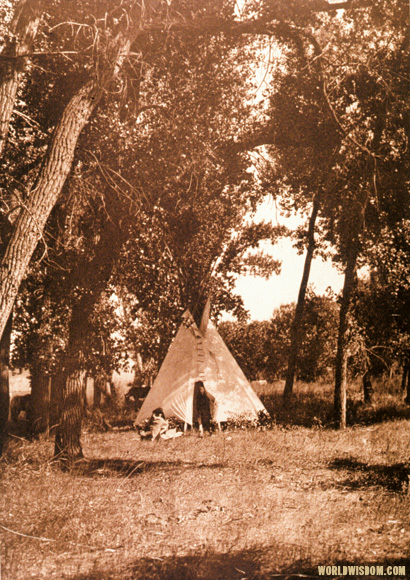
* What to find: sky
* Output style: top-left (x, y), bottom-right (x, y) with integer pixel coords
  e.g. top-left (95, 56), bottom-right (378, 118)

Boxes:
top-left (231, 198), bottom-right (344, 321)
top-left (223, 37), bottom-right (347, 322)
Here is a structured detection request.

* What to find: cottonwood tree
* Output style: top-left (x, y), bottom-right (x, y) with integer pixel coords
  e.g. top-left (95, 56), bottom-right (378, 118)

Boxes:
top-left (0, 3), bottom-right (135, 343)
top-left (6, 6), bottom-right (277, 458)
top-left (1, 0), bottom-right (404, 454)
top-left (247, 0), bottom-right (409, 425)
top-left (14, 176), bottom-right (129, 450)
top-left (1, 0), bottom-right (402, 343)
top-left (0, 0), bottom-right (45, 454)
top-left (247, 26), bottom-right (342, 399)
top-left (220, 291), bottom-right (338, 382)
top-left (112, 30), bottom-right (281, 366)
top-left (363, 224), bottom-right (410, 403)
top-left (318, 1), bottom-right (409, 426)
top-left (0, 0), bottom-right (135, 454)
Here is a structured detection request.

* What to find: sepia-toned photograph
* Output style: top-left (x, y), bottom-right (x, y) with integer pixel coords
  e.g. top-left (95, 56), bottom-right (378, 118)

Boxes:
top-left (0, 1), bottom-right (409, 578)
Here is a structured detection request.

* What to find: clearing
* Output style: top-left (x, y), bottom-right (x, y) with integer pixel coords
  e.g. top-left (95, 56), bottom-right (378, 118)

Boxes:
top-left (1, 419), bottom-right (410, 579)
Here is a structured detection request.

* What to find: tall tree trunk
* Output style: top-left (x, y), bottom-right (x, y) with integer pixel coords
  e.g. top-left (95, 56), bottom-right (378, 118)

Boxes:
top-left (0, 0), bottom-right (44, 158)
top-left (0, 312), bottom-right (12, 456)
top-left (0, 4), bottom-right (44, 436)
top-left (54, 368), bottom-right (85, 463)
top-left (53, 274), bottom-right (95, 462)
top-left (363, 370), bottom-right (373, 404)
top-left (283, 199), bottom-right (319, 401)
top-left (403, 355), bottom-right (410, 405)
top-left (93, 376), bottom-right (102, 408)
top-left (53, 192), bottom-right (127, 461)
top-left (401, 356), bottom-right (410, 402)
top-left (334, 243), bottom-right (359, 428)
top-left (29, 363), bottom-right (51, 438)
top-left (49, 371), bottom-right (63, 434)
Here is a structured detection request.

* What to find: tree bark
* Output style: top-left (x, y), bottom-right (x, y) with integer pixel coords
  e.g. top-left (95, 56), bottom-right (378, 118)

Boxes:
top-left (0, 0), bottom-right (44, 158)
top-left (0, 28), bottom-right (131, 343)
top-left (0, 79), bottom-right (103, 343)
top-left (54, 302), bottom-right (111, 460)
top-left (283, 198), bottom-right (320, 401)
top-left (334, 243), bottom-right (359, 428)
top-left (53, 285), bottom-right (90, 462)
top-left (54, 368), bottom-right (85, 464)
top-left (53, 177), bottom-right (128, 461)
top-left (363, 370), bottom-right (373, 404)
top-left (0, 312), bottom-right (12, 456)
top-left (93, 375), bottom-right (103, 408)
top-left (403, 357), bottom-right (410, 405)
top-left (29, 363), bottom-right (51, 438)
top-left (49, 371), bottom-right (63, 434)
top-left (401, 357), bottom-right (410, 401)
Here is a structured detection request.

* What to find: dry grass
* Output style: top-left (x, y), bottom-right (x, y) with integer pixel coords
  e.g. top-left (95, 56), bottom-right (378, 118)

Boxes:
top-left (1, 381), bottom-right (410, 579)
top-left (258, 378), bottom-right (410, 428)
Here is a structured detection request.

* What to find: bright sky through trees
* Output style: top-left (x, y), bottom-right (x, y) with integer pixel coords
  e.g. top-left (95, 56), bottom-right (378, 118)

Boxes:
top-left (228, 37), bottom-right (345, 322)
top-left (233, 199), bottom-right (344, 320)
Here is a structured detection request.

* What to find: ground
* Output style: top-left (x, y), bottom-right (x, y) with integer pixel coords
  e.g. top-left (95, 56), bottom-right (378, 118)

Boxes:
top-left (1, 415), bottom-right (410, 579)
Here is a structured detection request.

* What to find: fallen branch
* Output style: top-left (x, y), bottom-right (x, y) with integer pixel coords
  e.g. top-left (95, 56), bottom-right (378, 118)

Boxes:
top-left (0, 523), bottom-right (121, 553)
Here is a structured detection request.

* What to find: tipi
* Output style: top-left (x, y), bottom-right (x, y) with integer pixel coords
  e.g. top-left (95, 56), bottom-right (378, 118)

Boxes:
top-left (135, 305), bottom-right (267, 426)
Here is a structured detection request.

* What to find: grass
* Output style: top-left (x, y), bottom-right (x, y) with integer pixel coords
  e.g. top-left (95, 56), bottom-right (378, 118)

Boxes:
top-left (1, 380), bottom-right (410, 579)
top-left (257, 377), bottom-right (410, 428)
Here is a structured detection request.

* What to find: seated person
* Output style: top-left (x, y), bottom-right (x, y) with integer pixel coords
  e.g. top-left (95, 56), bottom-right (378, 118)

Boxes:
top-left (140, 408), bottom-right (182, 441)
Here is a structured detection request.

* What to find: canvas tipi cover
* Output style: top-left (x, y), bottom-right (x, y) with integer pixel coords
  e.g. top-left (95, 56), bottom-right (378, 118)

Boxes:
top-left (135, 309), bottom-right (267, 425)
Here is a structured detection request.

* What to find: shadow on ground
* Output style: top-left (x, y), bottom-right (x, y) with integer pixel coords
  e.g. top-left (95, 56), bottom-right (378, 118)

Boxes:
top-left (62, 548), bottom-right (410, 580)
top-left (327, 457), bottom-right (410, 492)
top-left (69, 458), bottom-right (226, 477)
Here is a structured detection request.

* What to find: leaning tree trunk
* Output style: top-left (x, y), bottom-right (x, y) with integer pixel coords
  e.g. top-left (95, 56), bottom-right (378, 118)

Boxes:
top-left (0, 1), bottom-right (44, 451)
top-left (283, 199), bottom-right (319, 401)
top-left (334, 243), bottom-right (359, 429)
top-left (0, 79), bottom-right (102, 343)
top-left (0, 0), bottom-right (44, 158)
top-left (0, 32), bottom-right (131, 343)
top-left (0, 313), bottom-right (12, 456)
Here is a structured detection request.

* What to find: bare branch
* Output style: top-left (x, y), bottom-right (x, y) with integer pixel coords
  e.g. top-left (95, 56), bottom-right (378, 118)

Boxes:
top-left (12, 108), bottom-right (44, 131)
top-left (294, 27), bottom-right (383, 159)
